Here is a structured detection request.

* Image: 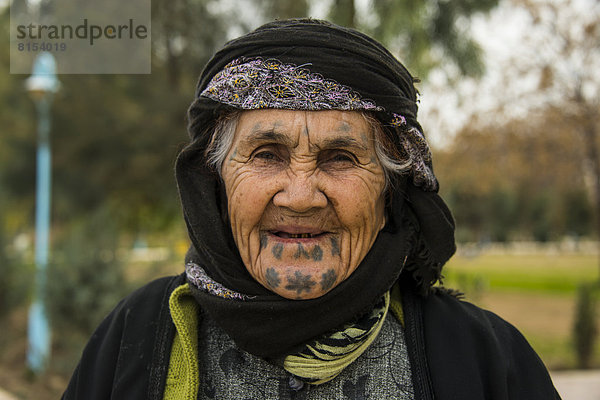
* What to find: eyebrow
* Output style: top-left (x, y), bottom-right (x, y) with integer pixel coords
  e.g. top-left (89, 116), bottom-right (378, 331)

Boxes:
top-left (240, 129), bottom-right (369, 152)
top-left (240, 129), bottom-right (295, 147)
top-left (318, 136), bottom-right (369, 152)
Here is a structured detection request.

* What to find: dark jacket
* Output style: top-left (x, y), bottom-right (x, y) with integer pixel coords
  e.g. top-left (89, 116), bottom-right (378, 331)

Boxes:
top-left (62, 274), bottom-right (561, 400)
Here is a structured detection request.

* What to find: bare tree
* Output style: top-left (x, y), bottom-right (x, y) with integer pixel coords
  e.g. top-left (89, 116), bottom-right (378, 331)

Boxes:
top-left (509, 0), bottom-right (600, 274)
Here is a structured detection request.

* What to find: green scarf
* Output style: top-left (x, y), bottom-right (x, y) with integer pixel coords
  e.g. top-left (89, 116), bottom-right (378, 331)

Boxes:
top-left (163, 283), bottom-right (405, 399)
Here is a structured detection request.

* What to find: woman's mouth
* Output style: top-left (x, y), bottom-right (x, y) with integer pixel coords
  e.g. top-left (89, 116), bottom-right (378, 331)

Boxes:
top-left (271, 232), bottom-right (326, 239)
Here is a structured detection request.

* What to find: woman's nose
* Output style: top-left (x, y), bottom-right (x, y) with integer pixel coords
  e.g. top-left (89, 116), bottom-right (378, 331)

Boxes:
top-left (272, 171), bottom-right (327, 213)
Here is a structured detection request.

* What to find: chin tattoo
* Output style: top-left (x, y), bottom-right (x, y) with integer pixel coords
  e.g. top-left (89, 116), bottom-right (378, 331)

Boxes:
top-left (330, 237), bottom-right (340, 256)
top-left (320, 269), bottom-right (337, 291)
top-left (265, 267), bottom-right (281, 288)
top-left (284, 270), bottom-right (316, 295)
top-left (272, 243), bottom-right (284, 259)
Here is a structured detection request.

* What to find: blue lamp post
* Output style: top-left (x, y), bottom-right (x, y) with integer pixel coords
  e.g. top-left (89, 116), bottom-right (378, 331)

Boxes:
top-left (25, 52), bottom-right (59, 374)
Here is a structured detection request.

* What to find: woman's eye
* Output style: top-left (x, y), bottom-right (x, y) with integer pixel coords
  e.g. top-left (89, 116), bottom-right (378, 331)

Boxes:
top-left (252, 147), bottom-right (284, 163)
top-left (330, 153), bottom-right (354, 162)
top-left (321, 151), bottom-right (357, 165)
top-left (254, 151), bottom-right (278, 160)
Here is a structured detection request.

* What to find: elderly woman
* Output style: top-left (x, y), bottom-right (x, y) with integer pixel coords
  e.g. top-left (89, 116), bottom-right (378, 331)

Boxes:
top-left (63, 19), bottom-right (560, 400)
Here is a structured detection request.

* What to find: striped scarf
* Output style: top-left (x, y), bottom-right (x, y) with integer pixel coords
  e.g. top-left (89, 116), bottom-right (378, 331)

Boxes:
top-left (284, 292), bottom-right (390, 385)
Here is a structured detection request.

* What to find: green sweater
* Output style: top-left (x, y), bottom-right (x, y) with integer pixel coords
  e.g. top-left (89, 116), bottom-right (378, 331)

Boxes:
top-left (163, 283), bottom-right (405, 400)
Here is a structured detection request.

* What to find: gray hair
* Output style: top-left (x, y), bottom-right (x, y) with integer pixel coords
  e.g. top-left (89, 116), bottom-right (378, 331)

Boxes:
top-left (204, 111), bottom-right (411, 190)
top-left (205, 111), bottom-right (241, 171)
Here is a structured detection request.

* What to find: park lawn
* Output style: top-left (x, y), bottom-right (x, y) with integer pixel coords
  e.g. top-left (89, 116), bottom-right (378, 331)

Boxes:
top-left (441, 252), bottom-right (600, 369)
top-left (442, 253), bottom-right (599, 294)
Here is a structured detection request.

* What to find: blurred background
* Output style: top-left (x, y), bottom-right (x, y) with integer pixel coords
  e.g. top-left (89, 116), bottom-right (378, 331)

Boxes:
top-left (0, 0), bottom-right (598, 398)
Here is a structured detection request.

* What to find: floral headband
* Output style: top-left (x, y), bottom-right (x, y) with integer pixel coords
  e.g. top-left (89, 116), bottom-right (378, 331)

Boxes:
top-left (200, 57), bottom-right (437, 191)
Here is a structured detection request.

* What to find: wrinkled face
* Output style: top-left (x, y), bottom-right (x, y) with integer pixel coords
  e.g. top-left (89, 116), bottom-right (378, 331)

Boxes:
top-left (221, 109), bottom-right (386, 300)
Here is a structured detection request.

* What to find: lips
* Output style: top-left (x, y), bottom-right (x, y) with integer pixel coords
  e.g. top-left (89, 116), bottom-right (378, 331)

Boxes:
top-left (272, 232), bottom-right (325, 239)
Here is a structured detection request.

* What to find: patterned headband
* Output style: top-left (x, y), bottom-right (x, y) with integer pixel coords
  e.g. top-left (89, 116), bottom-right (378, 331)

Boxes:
top-left (200, 57), bottom-right (437, 191)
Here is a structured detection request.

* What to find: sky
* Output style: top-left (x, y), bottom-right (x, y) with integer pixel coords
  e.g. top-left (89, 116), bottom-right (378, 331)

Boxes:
top-left (419, 1), bottom-right (536, 146)
top-left (420, 0), bottom-right (599, 147)
top-left (7, 0), bottom-right (597, 148)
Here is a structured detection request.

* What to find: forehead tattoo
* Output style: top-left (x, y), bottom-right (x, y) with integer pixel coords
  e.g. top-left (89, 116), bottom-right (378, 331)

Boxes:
top-left (338, 122), bottom-right (351, 132)
top-left (360, 133), bottom-right (369, 146)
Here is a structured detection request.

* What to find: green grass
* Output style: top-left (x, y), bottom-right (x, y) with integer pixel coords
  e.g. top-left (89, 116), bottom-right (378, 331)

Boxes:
top-left (440, 251), bottom-right (600, 370)
top-left (524, 334), bottom-right (577, 370)
top-left (523, 330), bottom-right (600, 370)
top-left (443, 253), bottom-right (599, 294)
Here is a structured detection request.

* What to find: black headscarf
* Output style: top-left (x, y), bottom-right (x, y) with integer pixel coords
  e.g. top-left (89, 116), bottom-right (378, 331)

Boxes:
top-left (175, 19), bottom-right (455, 359)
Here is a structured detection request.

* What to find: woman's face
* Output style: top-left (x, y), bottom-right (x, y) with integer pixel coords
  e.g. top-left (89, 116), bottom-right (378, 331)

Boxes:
top-left (221, 109), bottom-right (386, 299)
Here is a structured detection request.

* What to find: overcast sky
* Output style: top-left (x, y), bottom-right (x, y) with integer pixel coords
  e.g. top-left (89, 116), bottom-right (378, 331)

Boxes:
top-left (7, 0), bottom-right (597, 149)
top-left (420, 0), bottom-right (599, 147)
